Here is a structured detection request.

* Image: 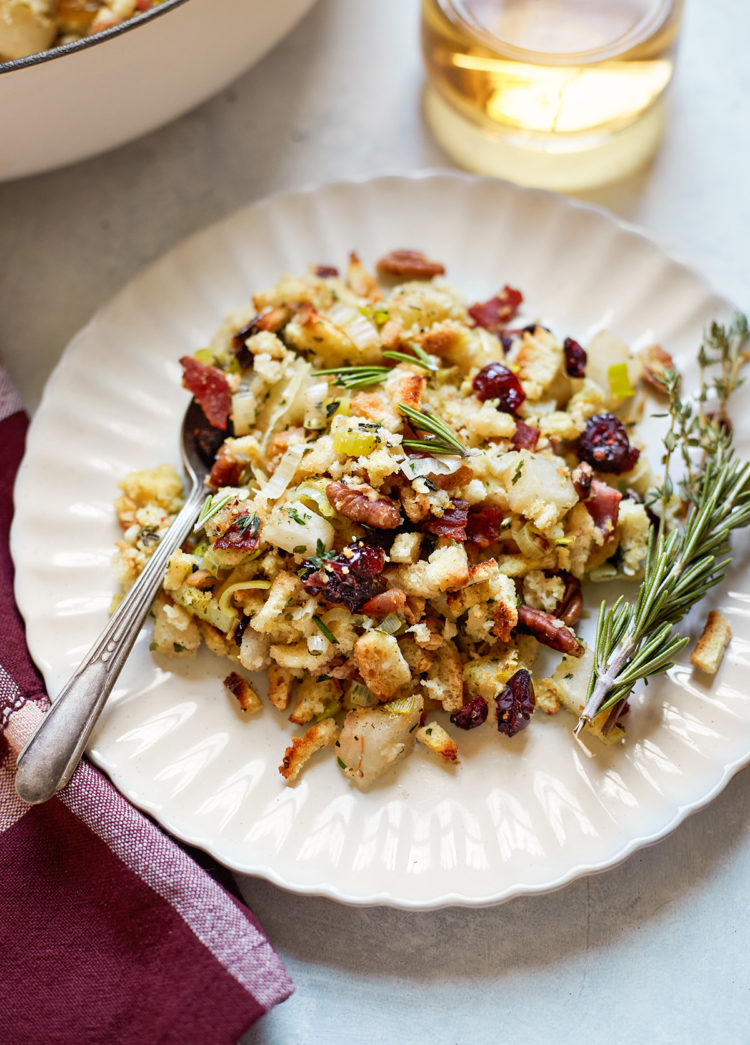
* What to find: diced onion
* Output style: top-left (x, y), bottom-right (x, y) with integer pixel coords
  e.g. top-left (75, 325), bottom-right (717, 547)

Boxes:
top-left (259, 358), bottom-right (309, 451)
top-left (231, 391), bottom-right (257, 436)
top-left (304, 380), bottom-right (330, 429)
top-left (295, 479), bottom-right (335, 517)
top-left (307, 632), bottom-right (329, 655)
top-left (378, 612), bottom-right (405, 636)
top-left (348, 682), bottom-right (377, 708)
top-left (400, 455), bottom-right (463, 480)
top-left (515, 522), bottom-right (547, 560)
top-left (258, 443), bottom-right (307, 503)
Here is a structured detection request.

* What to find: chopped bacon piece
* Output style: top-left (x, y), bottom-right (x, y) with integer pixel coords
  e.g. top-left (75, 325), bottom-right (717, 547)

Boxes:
top-left (423, 499), bottom-right (469, 541)
top-left (466, 506), bottom-right (504, 549)
top-left (376, 249), bottom-right (445, 280)
top-left (468, 286), bottom-right (523, 333)
top-left (208, 443), bottom-right (245, 491)
top-left (180, 356), bottom-right (232, 429)
top-left (511, 421), bottom-right (540, 451)
top-left (213, 513), bottom-right (260, 551)
top-left (584, 479), bottom-right (622, 535)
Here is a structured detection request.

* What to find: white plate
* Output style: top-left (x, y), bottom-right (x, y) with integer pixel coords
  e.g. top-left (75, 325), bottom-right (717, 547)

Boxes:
top-left (12, 173), bottom-right (750, 909)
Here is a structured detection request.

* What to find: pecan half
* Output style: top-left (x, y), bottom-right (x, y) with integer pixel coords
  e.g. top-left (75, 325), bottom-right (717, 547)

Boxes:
top-left (641, 344), bottom-right (676, 395)
top-left (556, 574), bottom-right (583, 627)
top-left (326, 481), bottom-right (402, 529)
top-left (376, 249), bottom-right (446, 281)
top-left (517, 604), bottom-right (584, 657)
top-left (361, 588), bottom-right (407, 615)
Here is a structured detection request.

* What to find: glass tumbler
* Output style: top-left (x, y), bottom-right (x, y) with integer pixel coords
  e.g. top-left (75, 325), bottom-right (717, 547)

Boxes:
top-left (421, 0), bottom-right (684, 191)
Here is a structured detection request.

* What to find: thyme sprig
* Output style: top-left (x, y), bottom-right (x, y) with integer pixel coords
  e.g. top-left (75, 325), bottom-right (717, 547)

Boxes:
top-left (397, 403), bottom-right (469, 457)
top-left (577, 314), bottom-right (750, 735)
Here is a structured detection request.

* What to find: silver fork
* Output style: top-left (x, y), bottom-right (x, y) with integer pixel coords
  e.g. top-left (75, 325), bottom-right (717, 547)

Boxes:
top-left (15, 399), bottom-right (219, 804)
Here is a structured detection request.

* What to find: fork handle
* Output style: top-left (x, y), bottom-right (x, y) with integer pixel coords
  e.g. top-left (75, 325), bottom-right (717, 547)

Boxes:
top-left (15, 482), bottom-right (205, 805)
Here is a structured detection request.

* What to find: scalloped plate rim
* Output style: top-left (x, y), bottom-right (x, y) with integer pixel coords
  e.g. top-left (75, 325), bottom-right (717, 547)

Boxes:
top-left (12, 170), bottom-right (749, 909)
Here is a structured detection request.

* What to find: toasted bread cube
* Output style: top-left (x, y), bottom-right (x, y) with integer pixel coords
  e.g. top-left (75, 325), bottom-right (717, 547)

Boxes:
top-left (289, 677), bottom-right (340, 725)
top-left (279, 719), bottom-right (338, 783)
top-left (268, 663), bottom-right (295, 711)
top-left (354, 631), bottom-right (411, 701)
top-left (389, 531), bottom-right (423, 564)
top-left (691, 610), bottom-right (732, 675)
top-left (422, 639), bottom-right (464, 713)
top-left (416, 722), bottom-right (459, 764)
top-left (223, 671), bottom-right (262, 714)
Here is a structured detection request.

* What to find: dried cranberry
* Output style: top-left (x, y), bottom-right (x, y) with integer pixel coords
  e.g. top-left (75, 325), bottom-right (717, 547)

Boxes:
top-left (315, 265), bottom-right (339, 278)
top-left (301, 540), bottom-right (386, 611)
top-left (472, 362), bottom-right (526, 413)
top-left (231, 318), bottom-right (261, 369)
top-left (423, 499), bottom-right (469, 541)
top-left (466, 506), bottom-right (504, 549)
top-left (468, 286), bottom-right (523, 332)
top-left (577, 414), bottom-right (640, 475)
top-left (233, 614), bottom-right (250, 647)
top-left (496, 669), bottom-right (535, 737)
top-left (563, 337), bottom-right (587, 378)
top-left (511, 420), bottom-right (539, 451)
top-left (450, 695), bottom-right (488, 730)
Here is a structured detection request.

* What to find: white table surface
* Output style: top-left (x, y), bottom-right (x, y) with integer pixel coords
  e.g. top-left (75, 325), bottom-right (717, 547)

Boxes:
top-left (2, 2), bottom-right (749, 1042)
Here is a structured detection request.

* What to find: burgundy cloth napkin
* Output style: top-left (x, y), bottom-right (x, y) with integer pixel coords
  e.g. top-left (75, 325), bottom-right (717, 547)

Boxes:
top-left (0, 369), bottom-right (293, 1045)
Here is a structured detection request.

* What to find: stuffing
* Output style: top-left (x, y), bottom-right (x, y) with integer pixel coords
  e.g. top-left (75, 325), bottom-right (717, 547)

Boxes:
top-left (541, 648), bottom-right (626, 745)
top-left (115, 251), bottom-right (669, 789)
top-left (267, 663), bottom-right (295, 711)
top-left (151, 593), bottom-right (202, 656)
top-left (224, 672), bottom-right (262, 714)
top-left (354, 631), bottom-right (412, 701)
top-left (510, 327), bottom-right (566, 401)
top-left (279, 719), bottom-right (338, 783)
top-left (422, 639), bottom-right (464, 712)
top-left (690, 610), bottom-right (732, 675)
top-left (616, 499), bottom-right (651, 578)
top-left (389, 531), bottom-right (423, 564)
top-left (416, 722), bottom-right (459, 764)
top-left (289, 677), bottom-right (341, 724)
top-left (522, 570), bottom-right (565, 613)
top-left (389, 543), bottom-right (470, 599)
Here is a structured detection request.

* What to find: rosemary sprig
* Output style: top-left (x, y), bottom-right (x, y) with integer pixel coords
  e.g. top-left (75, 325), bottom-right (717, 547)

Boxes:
top-left (194, 492), bottom-right (233, 532)
top-left (313, 365), bottom-right (390, 390)
top-left (398, 403), bottom-right (469, 457)
top-left (577, 314), bottom-right (750, 735)
top-left (382, 342), bottom-right (437, 371)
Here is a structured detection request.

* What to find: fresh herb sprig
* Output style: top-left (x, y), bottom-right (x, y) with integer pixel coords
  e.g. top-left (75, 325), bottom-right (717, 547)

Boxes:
top-left (313, 365), bottom-right (390, 390)
top-left (194, 492), bottom-right (233, 532)
top-left (398, 403), bottom-right (469, 457)
top-left (577, 314), bottom-right (750, 735)
top-left (382, 342), bottom-right (437, 371)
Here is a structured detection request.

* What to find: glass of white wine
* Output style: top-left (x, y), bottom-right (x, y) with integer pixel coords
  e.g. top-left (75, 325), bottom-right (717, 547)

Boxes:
top-left (421, 0), bottom-right (684, 191)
